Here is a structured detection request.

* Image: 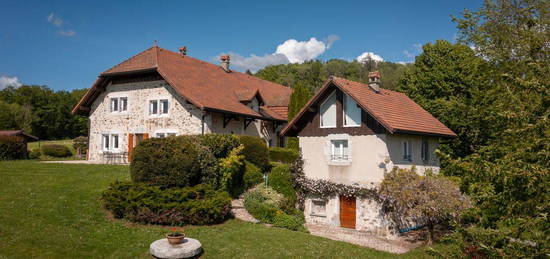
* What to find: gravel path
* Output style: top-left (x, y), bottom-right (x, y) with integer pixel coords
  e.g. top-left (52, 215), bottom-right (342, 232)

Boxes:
top-left (231, 198), bottom-right (259, 223)
top-left (306, 224), bottom-right (422, 254)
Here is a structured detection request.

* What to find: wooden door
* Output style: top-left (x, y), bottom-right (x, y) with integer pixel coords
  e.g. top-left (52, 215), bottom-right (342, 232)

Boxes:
top-left (339, 195), bottom-right (356, 229)
top-left (127, 133), bottom-right (149, 162)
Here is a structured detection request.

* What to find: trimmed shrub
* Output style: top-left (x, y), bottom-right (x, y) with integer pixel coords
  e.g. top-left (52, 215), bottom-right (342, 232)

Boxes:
top-left (130, 134), bottom-right (246, 194)
top-left (273, 212), bottom-right (306, 232)
top-left (0, 135), bottom-right (27, 160)
top-left (198, 134), bottom-right (240, 159)
top-left (41, 144), bottom-right (72, 157)
top-left (269, 147), bottom-right (299, 164)
top-left (29, 148), bottom-right (41, 159)
top-left (102, 182), bottom-right (232, 225)
top-left (238, 135), bottom-right (269, 170)
top-left (268, 163), bottom-right (297, 211)
top-left (244, 161), bottom-right (263, 190)
top-left (130, 136), bottom-right (205, 188)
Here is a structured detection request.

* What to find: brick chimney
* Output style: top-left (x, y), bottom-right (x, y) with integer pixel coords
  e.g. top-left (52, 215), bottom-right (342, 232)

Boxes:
top-left (220, 55), bottom-right (231, 72)
top-left (179, 46), bottom-right (187, 56)
top-left (368, 71), bottom-right (381, 93)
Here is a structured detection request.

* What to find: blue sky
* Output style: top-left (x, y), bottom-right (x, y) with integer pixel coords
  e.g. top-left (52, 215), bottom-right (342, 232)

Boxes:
top-left (0, 0), bottom-right (482, 91)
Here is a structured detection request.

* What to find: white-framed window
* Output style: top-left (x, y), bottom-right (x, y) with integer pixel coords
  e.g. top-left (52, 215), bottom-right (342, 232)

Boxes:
top-left (150, 99), bottom-right (169, 115)
top-left (402, 140), bottom-right (412, 161)
top-left (102, 133), bottom-right (120, 151)
top-left (343, 94), bottom-right (361, 127)
top-left (110, 97), bottom-right (128, 112)
top-left (330, 139), bottom-right (349, 161)
top-left (421, 139), bottom-right (429, 162)
top-left (154, 130), bottom-right (177, 138)
top-left (311, 200), bottom-right (327, 217)
top-left (320, 91), bottom-right (337, 128)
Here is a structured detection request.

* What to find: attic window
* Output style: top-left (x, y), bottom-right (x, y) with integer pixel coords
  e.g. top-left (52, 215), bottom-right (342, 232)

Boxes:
top-left (320, 91), bottom-right (336, 128)
top-left (343, 94), bottom-right (361, 127)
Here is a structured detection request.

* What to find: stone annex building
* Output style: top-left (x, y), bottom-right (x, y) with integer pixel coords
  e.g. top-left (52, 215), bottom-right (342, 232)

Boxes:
top-left (72, 46), bottom-right (291, 162)
top-left (282, 72), bottom-right (456, 238)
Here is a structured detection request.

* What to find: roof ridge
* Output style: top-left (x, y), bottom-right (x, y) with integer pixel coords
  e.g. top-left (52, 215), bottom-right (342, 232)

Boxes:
top-left (101, 46), bottom-right (157, 74)
top-left (332, 76), bottom-right (402, 95)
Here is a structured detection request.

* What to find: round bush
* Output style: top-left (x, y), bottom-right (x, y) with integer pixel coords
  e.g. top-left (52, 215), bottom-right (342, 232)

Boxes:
top-left (269, 147), bottom-right (299, 164)
top-left (273, 212), bottom-right (306, 232)
top-left (102, 182), bottom-right (232, 225)
top-left (0, 136), bottom-right (27, 160)
top-left (198, 134), bottom-right (240, 159)
top-left (130, 136), bottom-right (205, 188)
top-left (244, 185), bottom-right (284, 223)
top-left (41, 144), bottom-right (72, 157)
top-left (72, 136), bottom-right (88, 154)
top-left (239, 135), bottom-right (269, 170)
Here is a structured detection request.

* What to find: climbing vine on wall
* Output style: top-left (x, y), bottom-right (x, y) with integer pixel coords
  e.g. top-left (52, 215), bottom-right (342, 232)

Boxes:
top-left (289, 152), bottom-right (381, 209)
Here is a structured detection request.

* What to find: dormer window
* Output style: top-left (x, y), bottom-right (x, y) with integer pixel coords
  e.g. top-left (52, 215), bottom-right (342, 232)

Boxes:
top-left (343, 94), bottom-right (361, 127)
top-left (320, 91), bottom-right (336, 128)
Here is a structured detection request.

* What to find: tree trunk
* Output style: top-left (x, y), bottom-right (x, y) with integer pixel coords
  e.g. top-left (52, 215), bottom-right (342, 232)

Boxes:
top-left (427, 221), bottom-right (434, 245)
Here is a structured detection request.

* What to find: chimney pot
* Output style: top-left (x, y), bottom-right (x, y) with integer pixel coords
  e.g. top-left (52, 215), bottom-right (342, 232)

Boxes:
top-left (220, 55), bottom-right (231, 72)
top-left (179, 46), bottom-right (187, 56)
top-left (368, 71), bottom-right (381, 93)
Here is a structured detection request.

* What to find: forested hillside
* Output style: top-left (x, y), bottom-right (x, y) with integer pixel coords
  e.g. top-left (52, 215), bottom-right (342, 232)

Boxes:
top-left (0, 85), bottom-right (87, 140)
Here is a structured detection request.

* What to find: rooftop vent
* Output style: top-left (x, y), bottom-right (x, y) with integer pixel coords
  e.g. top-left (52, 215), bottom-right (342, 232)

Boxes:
top-left (368, 71), bottom-right (381, 93)
top-left (220, 55), bottom-right (231, 72)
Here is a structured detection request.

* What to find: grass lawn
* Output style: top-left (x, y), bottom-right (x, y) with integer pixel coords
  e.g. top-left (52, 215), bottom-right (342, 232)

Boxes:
top-left (0, 161), bottom-right (438, 258)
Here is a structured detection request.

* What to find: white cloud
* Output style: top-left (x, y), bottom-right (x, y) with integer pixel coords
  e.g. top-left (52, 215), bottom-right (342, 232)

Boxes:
top-left (58, 30), bottom-right (76, 36)
top-left (229, 53), bottom-right (290, 72)
top-left (47, 13), bottom-right (76, 37)
top-left (397, 61), bottom-right (413, 65)
top-left (220, 36), bottom-right (338, 72)
top-left (47, 13), bottom-right (63, 27)
top-left (0, 75), bottom-right (22, 89)
top-left (356, 52), bottom-right (384, 63)
top-left (275, 37), bottom-right (330, 63)
top-left (403, 50), bottom-right (415, 58)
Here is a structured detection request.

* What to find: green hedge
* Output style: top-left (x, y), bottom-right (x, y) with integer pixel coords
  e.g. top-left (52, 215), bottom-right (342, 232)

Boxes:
top-left (41, 144), bottom-right (72, 157)
top-left (269, 147), bottom-right (299, 164)
top-left (239, 135), bottom-right (269, 170)
top-left (0, 136), bottom-right (27, 160)
top-left (244, 161), bottom-right (264, 190)
top-left (102, 182), bottom-right (232, 225)
top-left (29, 149), bottom-right (41, 159)
top-left (131, 136), bottom-right (204, 188)
top-left (268, 163), bottom-right (297, 211)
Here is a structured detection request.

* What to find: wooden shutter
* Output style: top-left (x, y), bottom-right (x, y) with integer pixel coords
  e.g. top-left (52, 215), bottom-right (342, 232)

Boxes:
top-left (143, 133), bottom-right (149, 140)
top-left (128, 134), bottom-right (134, 162)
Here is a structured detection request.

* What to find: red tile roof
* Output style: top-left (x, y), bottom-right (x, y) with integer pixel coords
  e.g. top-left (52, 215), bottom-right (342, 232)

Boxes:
top-left (281, 76), bottom-right (456, 138)
top-left (73, 46), bottom-right (291, 121)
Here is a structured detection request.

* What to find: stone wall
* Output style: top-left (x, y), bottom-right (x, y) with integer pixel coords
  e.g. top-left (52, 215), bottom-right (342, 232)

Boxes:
top-left (88, 80), bottom-right (284, 162)
top-left (304, 194), bottom-right (398, 239)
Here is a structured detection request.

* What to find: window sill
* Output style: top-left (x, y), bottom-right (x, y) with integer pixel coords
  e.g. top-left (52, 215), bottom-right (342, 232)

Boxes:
top-left (320, 126), bottom-right (337, 129)
top-left (328, 160), bottom-right (351, 166)
top-left (310, 213), bottom-right (327, 218)
top-left (342, 125), bottom-right (361, 128)
top-left (149, 114), bottom-right (170, 118)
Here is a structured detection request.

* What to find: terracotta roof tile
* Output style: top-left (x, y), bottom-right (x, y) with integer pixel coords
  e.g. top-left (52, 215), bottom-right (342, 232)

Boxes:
top-left (282, 77), bottom-right (456, 138)
top-left (74, 46), bottom-right (291, 120)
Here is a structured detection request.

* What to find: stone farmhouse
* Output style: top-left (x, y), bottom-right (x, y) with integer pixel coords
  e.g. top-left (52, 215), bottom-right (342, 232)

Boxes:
top-left (281, 72), bottom-right (456, 238)
top-left (73, 46), bottom-right (291, 163)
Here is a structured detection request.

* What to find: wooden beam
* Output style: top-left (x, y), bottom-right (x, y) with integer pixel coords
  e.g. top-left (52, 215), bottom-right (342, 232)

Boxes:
top-left (223, 114), bottom-right (232, 128)
top-left (79, 106), bottom-right (90, 111)
top-left (244, 118), bottom-right (254, 130)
